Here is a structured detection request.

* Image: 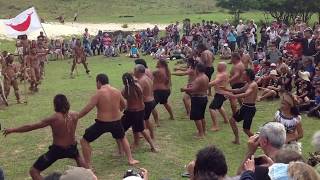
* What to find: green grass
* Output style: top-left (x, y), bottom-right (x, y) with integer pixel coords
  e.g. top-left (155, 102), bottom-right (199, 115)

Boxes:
top-left (1, 55), bottom-right (320, 180)
top-left (0, 0), bottom-right (271, 24)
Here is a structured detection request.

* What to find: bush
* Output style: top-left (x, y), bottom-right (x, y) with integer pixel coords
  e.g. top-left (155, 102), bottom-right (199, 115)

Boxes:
top-left (122, 24), bottom-right (128, 28)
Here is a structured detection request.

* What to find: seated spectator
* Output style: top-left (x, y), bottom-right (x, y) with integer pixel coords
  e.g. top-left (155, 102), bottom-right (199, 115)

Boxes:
top-left (258, 70), bottom-right (281, 101)
top-left (287, 161), bottom-right (320, 180)
top-left (187, 145), bottom-right (237, 180)
top-left (303, 56), bottom-right (316, 78)
top-left (220, 43), bottom-right (232, 59)
top-left (237, 122), bottom-right (286, 178)
top-left (274, 93), bottom-right (303, 154)
top-left (307, 85), bottom-right (320, 117)
top-left (255, 47), bottom-right (266, 62)
top-left (129, 44), bottom-right (140, 58)
top-left (308, 131), bottom-right (320, 174)
top-left (296, 71), bottom-right (313, 105)
top-left (277, 65), bottom-right (292, 92)
top-left (266, 43), bottom-right (282, 64)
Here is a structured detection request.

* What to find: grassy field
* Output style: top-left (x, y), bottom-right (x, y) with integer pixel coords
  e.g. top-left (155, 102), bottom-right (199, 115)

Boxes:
top-left (0, 0), bottom-right (270, 24)
top-left (0, 55), bottom-right (320, 180)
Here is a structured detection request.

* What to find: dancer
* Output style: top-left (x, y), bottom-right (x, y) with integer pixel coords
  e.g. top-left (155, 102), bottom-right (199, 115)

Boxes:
top-left (70, 39), bottom-right (90, 78)
top-left (208, 62), bottom-right (229, 131)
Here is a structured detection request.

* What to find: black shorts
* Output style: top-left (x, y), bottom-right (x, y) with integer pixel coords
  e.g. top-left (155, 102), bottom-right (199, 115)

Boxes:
top-left (190, 96), bottom-right (208, 120)
top-left (154, 89), bottom-right (171, 104)
top-left (205, 67), bottom-right (214, 80)
top-left (231, 83), bottom-right (245, 89)
top-left (233, 103), bottom-right (256, 130)
top-left (33, 144), bottom-right (79, 171)
top-left (144, 100), bottom-right (156, 120)
top-left (121, 110), bottom-right (145, 133)
top-left (209, 93), bottom-right (226, 110)
top-left (83, 119), bottom-right (125, 142)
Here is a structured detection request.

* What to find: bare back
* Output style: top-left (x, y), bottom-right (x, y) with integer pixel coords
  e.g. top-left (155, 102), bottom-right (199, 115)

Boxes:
top-left (200, 50), bottom-right (214, 68)
top-left (122, 83), bottom-right (145, 111)
top-left (51, 112), bottom-right (78, 147)
top-left (96, 86), bottom-right (123, 121)
top-left (137, 75), bottom-right (154, 102)
top-left (230, 61), bottom-right (245, 85)
top-left (153, 68), bottom-right (170, 90)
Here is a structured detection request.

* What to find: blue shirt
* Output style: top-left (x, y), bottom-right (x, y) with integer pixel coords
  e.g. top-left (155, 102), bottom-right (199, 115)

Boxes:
top-left (130, 47), bottom-right (138, 55)
top-left (227, 32), bottom-right (237, 42)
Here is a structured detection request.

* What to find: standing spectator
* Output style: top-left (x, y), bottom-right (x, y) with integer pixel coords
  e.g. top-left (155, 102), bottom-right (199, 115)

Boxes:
top-left (279, 24), bottom-right (290, 48)
top-left (227, 27), bottom-right (237, 52)
top-left (83, 28), bottom-right (92, 56)
top-left (236, 20), bottom-right (246, 48)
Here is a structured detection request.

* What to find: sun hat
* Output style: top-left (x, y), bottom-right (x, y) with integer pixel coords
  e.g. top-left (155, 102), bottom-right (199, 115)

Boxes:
top-left (298, 71), bottom-right (310, 82)
top-left (270, 70), bottom-right (278, 76)
top-left (271, 63), bottom-right (277, 67)
top-left (223, 43), bottom-right (228, 47)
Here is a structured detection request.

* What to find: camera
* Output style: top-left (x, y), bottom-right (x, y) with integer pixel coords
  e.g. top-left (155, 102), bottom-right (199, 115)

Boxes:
top-left (123, 169), bottom-right (143, 179)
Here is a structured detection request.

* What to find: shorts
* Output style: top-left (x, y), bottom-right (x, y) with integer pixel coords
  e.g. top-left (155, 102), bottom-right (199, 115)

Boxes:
top-left (121, 110), bottom-right (145, 133)
top-left (205, 67), bottom-right (214, 80)
top-left (233, 103), bottom-right (256, 130)
top-left (83, 119), bottom-right (125, 142)
top-left (209, 93), bottom-right (226, 110)
top-left (190, 96), bottom-right (208, 120)
top-left (231, 83), bottom-right (245, 89)
top-left (154, 89), bottom-right (171, 104)
top-left (33, 144), bottom-right (79, 171)
top-left (144, 100), bottom-right (156, 120)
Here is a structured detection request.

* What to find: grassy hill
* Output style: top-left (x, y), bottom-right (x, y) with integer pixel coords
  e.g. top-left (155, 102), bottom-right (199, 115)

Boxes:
top-left (0, 0), bottom-right (266, 23)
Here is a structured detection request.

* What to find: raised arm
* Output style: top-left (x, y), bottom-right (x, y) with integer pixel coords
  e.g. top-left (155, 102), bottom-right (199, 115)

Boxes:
top-left (3, 115), bottom-right (54, 136)
top-left (78, 93), bottom-right (99, 119)
top-left (171, 70), bottom-right (190, 76)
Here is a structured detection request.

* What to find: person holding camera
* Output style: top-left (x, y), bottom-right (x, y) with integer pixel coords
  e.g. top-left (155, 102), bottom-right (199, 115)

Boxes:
top-left (237, 122), bottom-right (286, 179)
top-left (123, 168), bottom-right (148, 180)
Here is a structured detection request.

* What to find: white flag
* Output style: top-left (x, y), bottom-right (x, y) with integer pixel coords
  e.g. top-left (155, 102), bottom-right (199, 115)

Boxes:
top-left (2, 7), bottom-right (42, 37)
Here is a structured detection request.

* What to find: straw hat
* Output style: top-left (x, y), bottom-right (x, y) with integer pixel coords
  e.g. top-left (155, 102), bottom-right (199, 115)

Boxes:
top-left (298, 71), bottom-right (310, 82)
top-left (270, 70), bottom-right (278, 76)
top-left (270, 63), bottom-right (277, 67)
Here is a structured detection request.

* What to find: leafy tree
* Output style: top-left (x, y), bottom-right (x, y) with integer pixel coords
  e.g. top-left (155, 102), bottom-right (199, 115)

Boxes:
top-left (255, 0), bottom-right (320, 24)
top-left (216, 0), bottom-right (257, 23)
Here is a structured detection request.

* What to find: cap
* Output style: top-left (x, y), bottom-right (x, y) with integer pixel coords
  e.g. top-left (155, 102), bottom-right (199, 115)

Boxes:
top-left (223, 43), bottom-right (228, 47)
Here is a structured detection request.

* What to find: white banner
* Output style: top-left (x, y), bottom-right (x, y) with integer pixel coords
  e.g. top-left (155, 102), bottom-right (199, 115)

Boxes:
top-left (2, 7), bottom-right (42, 37)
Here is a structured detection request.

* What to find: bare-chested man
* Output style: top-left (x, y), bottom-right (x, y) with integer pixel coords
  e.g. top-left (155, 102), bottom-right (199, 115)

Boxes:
top-left (208, 62), bottom-right (229, 131)
top-left (135, 59), bottom-right (160, 126)
top-left (172, 59), bottom-right (197, 115)
top-left (153, 60), bottom-right (174, 120)
top-left (239, 48), bottom-right (252, 69)
top-left (229, 52), bottom-right (246, 114)
top-left (25, 48), bottom-right (41, 92)
top-left (197, 43), bottom-right (214, 96)
top-left (78, 74), bottom-right (139, 167)
top-left (120, 73), bottom-right (156, 152)
top-left (134, 65), bottom-right (157, 139)
top-left (70, 39), bottom-right (90, 78)
top-left (3, 94), bottom-right (87, 180)
top-left (181, 63), bottom-right (209, 138)
top-left (224, 69), bottom-right (258, 144)
top-left (3, 54), bottom-right (21, 104)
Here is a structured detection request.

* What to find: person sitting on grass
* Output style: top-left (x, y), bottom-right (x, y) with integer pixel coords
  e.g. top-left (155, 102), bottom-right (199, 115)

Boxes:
top-left (220, 43), bottom-right (232, 60)
top-left (3, 94), bottom-right (88, 180)
top-left (130, 44), bottom-right (140, 58)
top-left (295, 71), bottom-right (313, 106)
top-left (257, 70), bottom-right (281, 101)
top-left (274, 92), bottom-right (303, 154)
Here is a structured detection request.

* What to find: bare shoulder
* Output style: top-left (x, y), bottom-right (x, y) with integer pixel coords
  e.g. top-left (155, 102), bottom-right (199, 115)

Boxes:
top-left (68, 111), bottom-right (79, 120)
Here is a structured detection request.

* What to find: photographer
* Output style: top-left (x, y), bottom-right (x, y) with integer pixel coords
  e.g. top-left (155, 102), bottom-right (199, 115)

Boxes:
top-left (123, 168), bottom-right (148, 180)
top-left (237, 122), bottom-right (286, 179)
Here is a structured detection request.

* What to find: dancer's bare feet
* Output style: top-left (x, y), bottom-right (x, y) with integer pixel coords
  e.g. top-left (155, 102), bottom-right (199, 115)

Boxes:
top-left (210, 126), bottom-right (220, 132)
top-left (128, 159), bottom-right (140, 165)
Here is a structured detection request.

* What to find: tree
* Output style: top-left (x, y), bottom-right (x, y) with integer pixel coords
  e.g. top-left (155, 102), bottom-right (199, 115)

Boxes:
top-left (216, 0), bottom-right (256, 23)
top-left (255, 0), bottom-right (320, 24)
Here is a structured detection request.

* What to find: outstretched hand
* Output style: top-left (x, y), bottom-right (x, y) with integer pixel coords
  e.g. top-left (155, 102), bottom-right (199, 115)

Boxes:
top-left (2, 128), bottom-right (13, 137)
